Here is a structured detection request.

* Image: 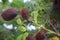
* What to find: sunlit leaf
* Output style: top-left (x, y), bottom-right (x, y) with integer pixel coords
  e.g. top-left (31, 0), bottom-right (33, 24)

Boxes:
top-left (22, 32), bottom-right (29, 40)
top-left (16, 34), bottom-right (22, 40)
top-left (16, 18), bottom-right (21, 25)
top-left (18, 26), bottom-right (26, 32)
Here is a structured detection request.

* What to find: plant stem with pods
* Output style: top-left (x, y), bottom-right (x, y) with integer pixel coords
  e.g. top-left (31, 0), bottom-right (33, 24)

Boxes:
top-left (32, 21), bottom-right (60, 37)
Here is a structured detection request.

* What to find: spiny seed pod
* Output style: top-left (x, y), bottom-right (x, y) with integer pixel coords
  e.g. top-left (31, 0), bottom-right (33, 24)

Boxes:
top-left (35, 29), bottom-right (46, 40)
top-left (20, 7), bottom-right (29, 21)
top-left (1, 8), bottom-right (18, 21)
top-left (26, 35), bottom-right (36, 40)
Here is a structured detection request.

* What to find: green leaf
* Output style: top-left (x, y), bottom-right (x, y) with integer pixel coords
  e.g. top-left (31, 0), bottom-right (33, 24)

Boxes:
top-left (2, 0), bottom-right (8, 4)
top-left (22, 32), bottom-right (29, 40)
top-left (16, 32), bottom-right (29, 40)
top-left (16, 18), bottom-right (21, 25)
top-left (18, 26), bottom-right (26, 32)
top-left (10, 0), bottom-right (24, 9)
top-left (16, 34), bottom-right (22, 40)
top-left (31, 11), bottom-right (38, 23)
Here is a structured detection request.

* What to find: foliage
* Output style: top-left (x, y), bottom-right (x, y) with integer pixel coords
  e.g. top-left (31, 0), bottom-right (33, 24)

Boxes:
top-left (0, 0), bottom-right (60, 40)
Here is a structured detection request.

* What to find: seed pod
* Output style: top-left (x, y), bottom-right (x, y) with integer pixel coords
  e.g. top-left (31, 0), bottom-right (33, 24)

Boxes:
top-left (1, 8), bottom-right (18, 21)
top-left (50, 19), bottom-right (57, 26)
top-left (35, 29), bottom-right (46, 40)
top-left (20, 7), bottom-right (29, 21)
top-left (26, 35), bottom-right (36, 40)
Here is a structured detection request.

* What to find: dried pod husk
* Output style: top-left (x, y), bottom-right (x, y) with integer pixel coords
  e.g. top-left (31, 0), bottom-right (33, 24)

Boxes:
top-left (1, 8), bottom-right (18, 21)
top-left (35, 29), bottom-right (46, 40)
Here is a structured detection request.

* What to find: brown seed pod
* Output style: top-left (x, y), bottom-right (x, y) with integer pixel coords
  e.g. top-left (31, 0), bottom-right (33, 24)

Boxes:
top-left (50, 18), bottom-right (57, 26)
top-left (20, 7), bottom-right (29, 21)
top-left (1, 8), bottom-right (18, 21)
top-left (35, 29), bottom-right (46, 40)
top-left (26, 35), bottom-right (36, 40)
